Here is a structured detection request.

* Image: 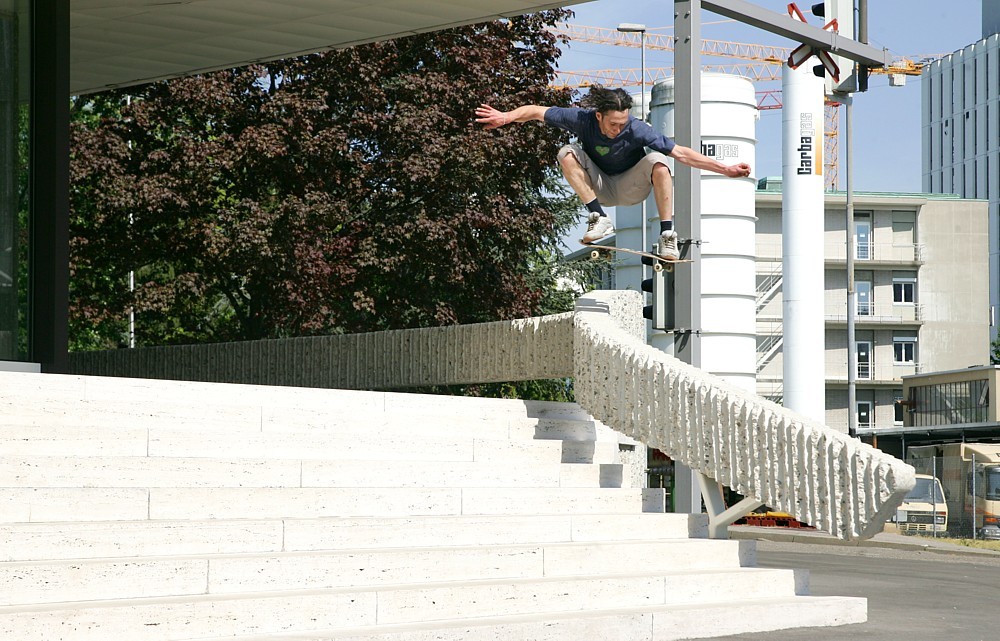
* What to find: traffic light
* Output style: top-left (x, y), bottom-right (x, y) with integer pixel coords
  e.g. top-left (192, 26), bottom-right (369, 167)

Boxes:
top-left (810, 0), bottom-right (857, 94)
top-left (641, 261), bottom-right (669, 330)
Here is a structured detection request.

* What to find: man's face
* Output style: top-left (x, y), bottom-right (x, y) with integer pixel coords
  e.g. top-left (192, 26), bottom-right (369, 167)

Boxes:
top-left (595, 109), bottom-right (630, 139)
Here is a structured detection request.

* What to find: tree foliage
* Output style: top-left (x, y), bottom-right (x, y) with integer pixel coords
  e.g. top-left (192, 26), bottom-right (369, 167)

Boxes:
top-left (69, 10), bottom-right (578, 349)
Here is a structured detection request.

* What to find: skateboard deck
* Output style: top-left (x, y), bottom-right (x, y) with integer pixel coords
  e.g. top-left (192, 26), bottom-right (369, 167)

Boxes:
top-left (580, 241), bottom-right (693, 272)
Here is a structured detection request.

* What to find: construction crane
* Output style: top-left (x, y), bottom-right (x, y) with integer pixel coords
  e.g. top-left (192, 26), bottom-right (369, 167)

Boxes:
top-left (551, 23), bottom-right (938, 190)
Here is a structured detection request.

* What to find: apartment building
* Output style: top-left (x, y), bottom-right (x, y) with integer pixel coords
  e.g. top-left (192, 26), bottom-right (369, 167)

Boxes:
top-left (755, 178), bottom-right (989, 433)
top-left (922, 22), bottom-right (1000, 340)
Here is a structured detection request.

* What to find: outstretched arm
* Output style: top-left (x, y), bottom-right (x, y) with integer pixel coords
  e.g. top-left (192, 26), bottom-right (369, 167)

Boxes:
top-left (669, 144), bottom-right (752, 178)
top-left (475, 104), bottom-right (549, 129)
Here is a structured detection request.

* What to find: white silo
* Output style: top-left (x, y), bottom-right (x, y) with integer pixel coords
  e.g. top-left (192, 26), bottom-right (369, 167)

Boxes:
top-left (638, 73), bottom-right (758, 392)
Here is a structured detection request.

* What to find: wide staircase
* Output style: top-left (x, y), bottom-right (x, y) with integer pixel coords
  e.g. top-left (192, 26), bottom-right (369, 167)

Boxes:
top-left (0, 371), bottom-right (866, 640)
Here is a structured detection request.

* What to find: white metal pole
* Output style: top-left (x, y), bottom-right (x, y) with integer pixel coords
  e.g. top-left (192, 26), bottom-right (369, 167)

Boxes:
top-left (640, 30), bottom-right (648, 258)
top-left (781, 62), bottom-right (826, 423)
top-left (846, 98), bottom-right (857, 437)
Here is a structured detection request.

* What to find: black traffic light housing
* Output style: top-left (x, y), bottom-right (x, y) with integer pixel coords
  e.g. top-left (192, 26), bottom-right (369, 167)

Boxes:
top-left (641, 256), bottom-right (670, 330)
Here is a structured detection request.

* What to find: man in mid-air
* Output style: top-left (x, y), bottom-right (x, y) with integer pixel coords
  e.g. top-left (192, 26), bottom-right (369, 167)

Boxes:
top-left (475, 86), bottom-right (752, 259)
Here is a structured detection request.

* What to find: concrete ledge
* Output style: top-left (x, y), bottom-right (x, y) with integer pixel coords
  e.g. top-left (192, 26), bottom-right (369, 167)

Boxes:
top-left (572, 290), bottom-right (915, 541)
top-left (68, 313), bottom-right (574, 389)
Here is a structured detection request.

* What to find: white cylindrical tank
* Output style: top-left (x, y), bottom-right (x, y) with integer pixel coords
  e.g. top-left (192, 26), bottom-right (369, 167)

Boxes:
top-left (614, 92), bottom-right (654, 297)
top-left (781, 63), bottom-right (826, 422)
top-left (646, 73), bottom-right (758, 392)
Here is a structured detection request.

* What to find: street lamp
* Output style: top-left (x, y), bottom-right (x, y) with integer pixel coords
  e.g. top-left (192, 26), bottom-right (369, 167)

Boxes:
top-left (616, 23), bottom-right (647, 120)
top-left (617, 23), bottom-right (650, 262)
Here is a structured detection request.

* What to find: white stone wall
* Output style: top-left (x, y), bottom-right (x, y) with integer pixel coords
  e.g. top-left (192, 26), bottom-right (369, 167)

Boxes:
top-left (573, 290), bottom-right (915, 541)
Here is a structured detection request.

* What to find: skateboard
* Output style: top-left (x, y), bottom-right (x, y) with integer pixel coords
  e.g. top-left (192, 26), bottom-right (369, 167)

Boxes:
top-left (580, 241), bottom-right (693, 272)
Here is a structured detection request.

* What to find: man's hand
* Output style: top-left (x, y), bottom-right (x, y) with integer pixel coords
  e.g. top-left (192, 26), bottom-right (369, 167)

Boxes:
top-left (475, 104), bottom-right (509, 129)
top-left (724, 163), bottom-right (752, 178)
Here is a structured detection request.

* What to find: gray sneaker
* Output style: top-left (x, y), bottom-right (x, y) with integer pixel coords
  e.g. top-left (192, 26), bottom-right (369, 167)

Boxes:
top-left (658, 230), bottom-right (679, 260)
top-left (582, 213), bottom-right (615, 243)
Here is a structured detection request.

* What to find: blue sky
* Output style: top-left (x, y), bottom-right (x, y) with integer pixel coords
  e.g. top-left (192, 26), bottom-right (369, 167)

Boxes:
top-left (556, 0), bottom-right (984, 193)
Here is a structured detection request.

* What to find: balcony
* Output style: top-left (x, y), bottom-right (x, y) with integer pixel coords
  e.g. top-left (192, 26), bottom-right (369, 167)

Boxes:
top-left (827, 242), bottom-right (924, 266)
top-left (824, 303), bottom-right (924, 326)
top-left (825, 361), bottom-right (924, 386)
top-left (756, 243), bottom-right (924, 266)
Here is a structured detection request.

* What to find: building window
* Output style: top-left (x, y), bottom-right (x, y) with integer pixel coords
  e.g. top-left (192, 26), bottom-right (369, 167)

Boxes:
top-left (893, 337), bottom-right (917, 364)
top-left (857, 401), bottom-right (873, 429)
top-left (854, 212), bottom-right (873, 260)
top-left (911, 379), bottom-right (989, 426)
top-left (893, 391), bottom-right (904, 425)
top-left (893, 272), bottom-right (917, 304)
top-left (856, 279), bottom-right (874, 316)
top-left (856, 340), bottom-right (872, 380)
top-left (0, 1), bottom-right (30, 361)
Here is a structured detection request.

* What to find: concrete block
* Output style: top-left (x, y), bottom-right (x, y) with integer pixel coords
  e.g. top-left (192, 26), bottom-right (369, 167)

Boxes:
top-left (300, 461), bottom-right (562, 488)
top-left (540, 539), bottom-right (752, 577)
top-left (472, 439), bottom-right (563, 464)
top-left (149, 487), bottom-right (463, 520)
top-left (0, 590), bottom-right (377, 641)
top-left (0, 456), bottom-right (302, 488)
top-left (0, 557), bottom-right (209, 606)
top-left (282, 515), bottom-right (575, 552)
top-left (0, 426), bottom-right (148, 457)
top-left (207, 546), bottom-right (544, 594)
top-left (560, 441), bottom-right (620, 464)
top-left (375, 575), bottom-right (668, 625)
top-left (558, 463), bottom-right (623, 488)
top-left (0, 519), bottom-right (285, 562)
top-left (0, 488), bottom-right (149, 523)
top-left (569, 513), bottom-right (709, 541)
top-left (148, 430), bottom-right (479, 462)
top-left (460, 488), bottom-right (645, 516)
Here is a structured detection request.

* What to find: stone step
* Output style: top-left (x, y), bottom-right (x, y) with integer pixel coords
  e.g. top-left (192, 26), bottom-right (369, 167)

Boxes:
top-left (0, 569), bottom-right (806, 641)
top-left (0, 487), bottom-right (662, 523)
top-left (0, 402), bottom-right (607, 446)
top-left (0, 538), bottom-right (754, 606)
top-left (180, 597), bottom-right (867, 641)
top-left (0, 456), bottom-right (622, 489)
top-left (0, 513), bottom-right (707, 562)
top-left (0, 372), bottom-right (593, 424)
top-left (0, 424), bottom-right (625, 465)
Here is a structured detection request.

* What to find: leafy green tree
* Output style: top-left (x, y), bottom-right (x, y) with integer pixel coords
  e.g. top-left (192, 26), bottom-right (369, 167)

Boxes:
top-left (69, 10), bottom-right (578, 350)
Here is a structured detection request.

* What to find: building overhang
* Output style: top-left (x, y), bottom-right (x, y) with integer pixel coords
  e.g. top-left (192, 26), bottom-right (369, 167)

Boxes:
top-left (70, 0), bottom-right (588, 95)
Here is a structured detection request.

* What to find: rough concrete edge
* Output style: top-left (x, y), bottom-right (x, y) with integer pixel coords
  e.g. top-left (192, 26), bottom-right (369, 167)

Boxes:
top-left (571, 289), bottom-right (917, 542)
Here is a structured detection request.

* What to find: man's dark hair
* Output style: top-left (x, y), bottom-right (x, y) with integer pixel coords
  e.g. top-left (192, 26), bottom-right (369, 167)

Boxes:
top-left (579, 85), bottom-right (633, 114)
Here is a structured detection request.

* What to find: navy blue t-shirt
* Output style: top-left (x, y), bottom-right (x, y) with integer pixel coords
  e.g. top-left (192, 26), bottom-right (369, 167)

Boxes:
top-left (544, 106), bottom-right (676, 176)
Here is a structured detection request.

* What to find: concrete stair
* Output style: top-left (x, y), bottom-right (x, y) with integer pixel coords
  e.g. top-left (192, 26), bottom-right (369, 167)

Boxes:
top-left (0, 372), bottom-right (866, 640)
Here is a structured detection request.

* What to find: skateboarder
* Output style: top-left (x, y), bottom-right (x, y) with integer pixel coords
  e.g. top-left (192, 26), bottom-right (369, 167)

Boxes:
top-left (475, 86), bottom-right (751, 259)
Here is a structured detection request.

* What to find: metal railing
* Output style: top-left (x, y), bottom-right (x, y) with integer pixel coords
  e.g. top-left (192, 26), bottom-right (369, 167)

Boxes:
top-left (824, 302), bottom-right (925, 323)
top-left (757, 242), bottom-right (925, 263)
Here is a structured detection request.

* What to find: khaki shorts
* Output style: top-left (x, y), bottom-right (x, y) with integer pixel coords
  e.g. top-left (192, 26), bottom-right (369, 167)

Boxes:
top-left (557, 143), bottom-right (671, 207)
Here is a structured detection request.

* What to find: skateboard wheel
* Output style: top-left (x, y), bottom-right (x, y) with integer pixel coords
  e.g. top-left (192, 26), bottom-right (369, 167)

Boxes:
top-left (653, 263), bottom-right (664, 273)
top-left (590, 250), bottom-right (601, 260)
top-left (664, 264), bottom-right (674, 273)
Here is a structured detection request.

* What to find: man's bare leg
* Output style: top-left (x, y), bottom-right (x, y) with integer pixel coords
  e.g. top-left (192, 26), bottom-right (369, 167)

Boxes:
top-left (559, 152), bottom-right (598, 204)
top-left (651, 161), bottom-right (673, 223)
top-left (561, 152), bottom-right (614, 242)
top-left (651, 161), bottom-right (679, 259)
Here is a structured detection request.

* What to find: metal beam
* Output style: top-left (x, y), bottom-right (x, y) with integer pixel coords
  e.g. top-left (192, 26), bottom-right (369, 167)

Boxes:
top-left (702, 0), bottom-right (891, 68)
top-left (671, 0), bottom-right (706, 517)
